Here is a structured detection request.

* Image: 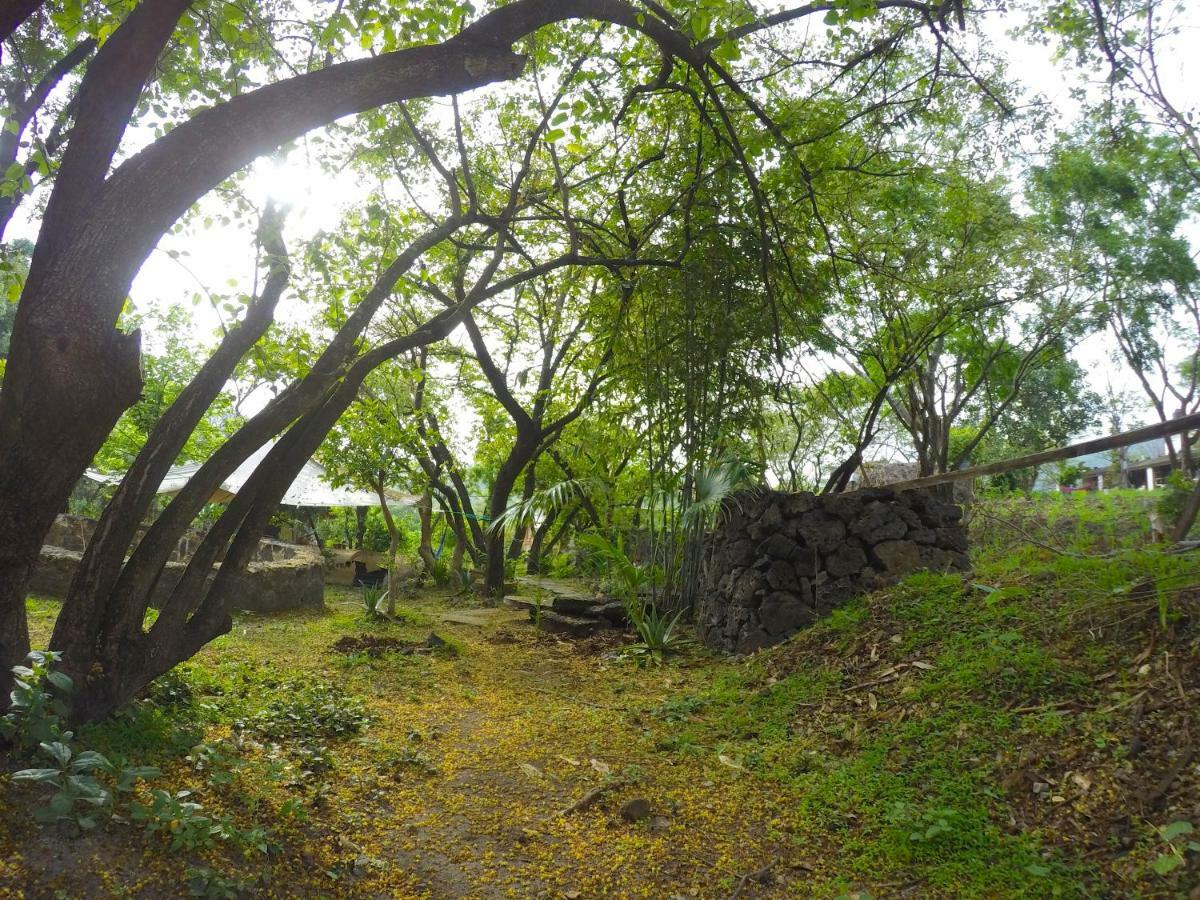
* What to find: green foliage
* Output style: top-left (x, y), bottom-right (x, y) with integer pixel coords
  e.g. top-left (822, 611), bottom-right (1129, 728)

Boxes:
top-left (361, 583), bottom-right (386, 618)
top-left (1055, 462), bottom-right (1088, 487)
top-left (131, 789), bottom-right (267, 853)
top-left (242, 679), bottom-right (371, 742)
top-left (1150, 820), bottom-right (1199, 877)
top-left (186, 866), bottom-right (257, 899)
top-left (4, 653), bottom-right (159, 829)
top-left (1, 650), bottom-right (70, 751)
top-left (623, 604), bottom-right (692, 665)
top-left (1157, 471), bottom-right (1197, 534)
top-left (576, 532), bottom-right (656, 604)
top-left (186, 740), bottom-right (246, 789)
top-left (12, 739), bottom-right (157, 830)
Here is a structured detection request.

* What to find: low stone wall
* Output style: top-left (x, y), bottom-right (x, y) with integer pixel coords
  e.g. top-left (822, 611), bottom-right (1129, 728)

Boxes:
top-left (32, 515), bottom-right (325, 613)
top-left (44, 514), bottom-right (298, 565)
top-left (697, 488), bottom-right (968, 654)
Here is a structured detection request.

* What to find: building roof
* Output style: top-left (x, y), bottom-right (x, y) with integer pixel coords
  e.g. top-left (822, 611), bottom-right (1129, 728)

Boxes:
top-left (86, 442), bottom-right (418, 508)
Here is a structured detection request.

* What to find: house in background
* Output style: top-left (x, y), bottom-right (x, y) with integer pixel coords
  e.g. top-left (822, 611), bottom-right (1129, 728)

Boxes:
top-left (1038, 437), bottom-right (1190, 491)
top-left (1077, 438), bottom-right (1169, 490)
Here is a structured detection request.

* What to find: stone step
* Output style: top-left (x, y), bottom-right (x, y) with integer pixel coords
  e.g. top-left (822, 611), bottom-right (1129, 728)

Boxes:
top-left (530, 608), bottom-right (602, 637)
top-left (595, 600), bottom-right (629, 625)
top-left (502, 594), bottom-right (551, 612)
top-left (548, 594), bottom-right (609, 615)
top-left (518, 576), bottom-right (596, 602)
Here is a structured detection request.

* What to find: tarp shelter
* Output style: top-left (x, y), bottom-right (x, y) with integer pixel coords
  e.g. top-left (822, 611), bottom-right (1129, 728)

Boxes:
top-left (86, 442), bottom-right (418, 508)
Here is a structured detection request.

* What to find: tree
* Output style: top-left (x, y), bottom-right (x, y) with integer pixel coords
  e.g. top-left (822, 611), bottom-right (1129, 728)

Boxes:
top-left (973, 355), bottom-right (1101, 492)
top-left (91, 306), bottom-right (241, 474)
top-left (453, 276), bottom-right (624, 597)
top-left (1032, 124), bottom-right (1200, 473)
top-left (1029, 0), bottom-right (1198, 178)
top-left (320, 363), bottom-right (423, 616)
top-left (0, 0), bottom-right (1005, 717)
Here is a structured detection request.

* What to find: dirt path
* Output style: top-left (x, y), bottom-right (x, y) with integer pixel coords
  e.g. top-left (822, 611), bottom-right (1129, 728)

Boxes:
top-left (311, 601), bottom-right (803, 898)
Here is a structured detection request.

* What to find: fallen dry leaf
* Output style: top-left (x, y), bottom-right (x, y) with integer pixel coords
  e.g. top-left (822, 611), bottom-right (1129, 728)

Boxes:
top-left (718, 754), bottom-right (745, 771)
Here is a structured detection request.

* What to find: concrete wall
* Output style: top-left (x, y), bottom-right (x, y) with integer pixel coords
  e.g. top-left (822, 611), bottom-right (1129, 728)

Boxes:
top-left (32, 515), bottom-right (325, 613)
top-left (697, 488), bottom-right (968, 654)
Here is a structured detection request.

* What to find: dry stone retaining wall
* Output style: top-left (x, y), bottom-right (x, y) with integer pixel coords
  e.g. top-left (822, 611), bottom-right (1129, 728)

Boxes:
top-left (698, 488), bottom-right (968, 654)
top-left (32, 515), bottom-right (325, 613)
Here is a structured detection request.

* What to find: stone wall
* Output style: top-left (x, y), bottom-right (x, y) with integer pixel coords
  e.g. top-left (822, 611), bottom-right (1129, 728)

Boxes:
top-left (697, 488), bottom-right (968, 654)
top-left (32, 515), bottom-right (325, 613)
top-left (44, 514), bottom-right (299, 565)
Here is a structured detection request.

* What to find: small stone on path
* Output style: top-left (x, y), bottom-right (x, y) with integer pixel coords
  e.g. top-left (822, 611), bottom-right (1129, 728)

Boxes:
top-left (620, 797), bottom-right (652, 823)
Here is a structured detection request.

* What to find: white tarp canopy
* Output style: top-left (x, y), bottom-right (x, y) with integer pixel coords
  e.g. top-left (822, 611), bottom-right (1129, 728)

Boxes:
top-left (86, 442), bottom-right (417, 508)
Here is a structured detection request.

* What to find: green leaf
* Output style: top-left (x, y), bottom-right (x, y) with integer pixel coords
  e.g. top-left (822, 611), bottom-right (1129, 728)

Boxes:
top-left (544, 128), bottom-right (565, 143)
top-left (70, 751), bottom-right (113, 774)
top-left (12, 768), bottom-right (62, 783)
top-left (1161, 821), bottom-right (1194, 841)
top-left (45, 671), bottom-right (73, 693)
top-left (117, 766), bottom-right (161, 791)
top-left (1151, 853), bottom-right (1182, 875)
top-left (40, 741), bottom-right (72, 767)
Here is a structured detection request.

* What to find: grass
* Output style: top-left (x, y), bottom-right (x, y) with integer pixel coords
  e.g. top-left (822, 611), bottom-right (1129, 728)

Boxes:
top-left (2, 490), bottom-right (1199, 897)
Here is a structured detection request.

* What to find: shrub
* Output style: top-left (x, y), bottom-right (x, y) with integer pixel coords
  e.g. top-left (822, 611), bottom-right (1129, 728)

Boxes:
top-left (12, 740), bottom-right (157, 829)
top-left (0, 650), bottom-right (71, 751)
top-left (623, 603), bottom-right (692, 665)
top-left (1157, 471), bottom-right (1197, 535)
top-left (4, 653), bottom-right (158, 829)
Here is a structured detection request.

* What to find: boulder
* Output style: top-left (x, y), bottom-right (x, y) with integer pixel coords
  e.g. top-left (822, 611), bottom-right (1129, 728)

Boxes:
top-left (730, 571), bottom-right (765, 607)
top-left (747, 502), bottom-right (782, 540)
top-left (781, 492), bottom-right (816, 517)
top-left (792, 512), bottom-right (846, 553)
top-left (935, 526), bottom-right (969, 552)
top-left (764, 560), bottom-right (799, 593)
top-left (758, 592), bottom-right (816, 635)
top-left (825, 542), bottom-right (867, 578)
top-left (849, 500), bottom-right (908, 543)
top-left (871, 540), bottom-right (921, 575)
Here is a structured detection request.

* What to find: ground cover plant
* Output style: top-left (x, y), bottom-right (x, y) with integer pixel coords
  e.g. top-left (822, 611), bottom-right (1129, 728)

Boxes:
top-left (2, 491), bottom-right (1198, 897)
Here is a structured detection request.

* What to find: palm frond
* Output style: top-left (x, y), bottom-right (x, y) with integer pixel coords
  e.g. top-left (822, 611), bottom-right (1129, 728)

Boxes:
top-left (487, 476), bottom-right (607, 537)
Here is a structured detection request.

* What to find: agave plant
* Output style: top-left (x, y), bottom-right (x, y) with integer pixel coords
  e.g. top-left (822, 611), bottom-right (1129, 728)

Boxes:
top-left (361, 583), bottom-right (386, 618)
top-left (623, 604), bottom-right (692, 665)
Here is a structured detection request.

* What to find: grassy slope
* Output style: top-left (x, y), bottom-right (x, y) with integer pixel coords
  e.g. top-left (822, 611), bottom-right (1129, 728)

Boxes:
top-left (1, 490), bottom-right (1198, 897)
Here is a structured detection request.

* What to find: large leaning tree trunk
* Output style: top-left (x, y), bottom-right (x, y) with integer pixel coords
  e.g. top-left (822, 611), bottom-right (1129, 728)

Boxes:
top-left (46, 207), bottom-right (478, 721)
top-left (45, 86), bottom-right (633, 722)
top-left (0, 0), bottom-right (703, 677)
